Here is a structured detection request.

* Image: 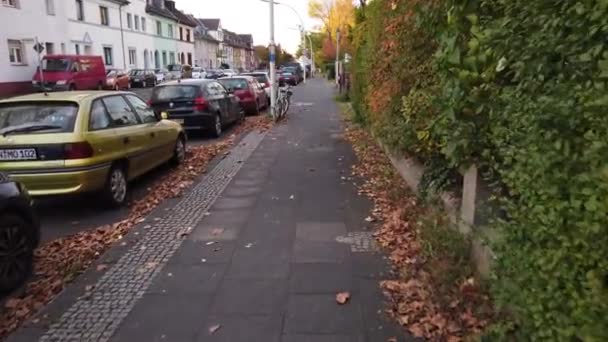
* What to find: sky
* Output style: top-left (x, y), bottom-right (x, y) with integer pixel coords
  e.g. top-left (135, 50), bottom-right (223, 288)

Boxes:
top-left (176, 0), bottom-right (321, 53)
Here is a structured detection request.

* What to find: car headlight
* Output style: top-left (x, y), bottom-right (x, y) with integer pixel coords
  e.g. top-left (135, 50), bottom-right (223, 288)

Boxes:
top-left (56, 80), bottom-right (67, 85)
top-left (32, 80), bottom-right (38, 84)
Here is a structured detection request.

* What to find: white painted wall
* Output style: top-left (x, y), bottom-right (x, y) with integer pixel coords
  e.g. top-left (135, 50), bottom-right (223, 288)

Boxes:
top-left (0, 0), bottom-right (69, 83)
top-left (122, 0), bottom-right (156, 70)
top-left (194, 38), bottom-right (218, 69)
top-left (176, 23), bottom-right (194, 66)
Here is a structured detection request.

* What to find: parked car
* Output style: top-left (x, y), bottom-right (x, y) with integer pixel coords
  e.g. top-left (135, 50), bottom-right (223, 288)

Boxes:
top-left (279, 71), bottom-right (298, 86)
top-left (166, 64), bottom-right (192, 80)
top-left (105, 69), bottom-right (130, 90)
top-left (218, 76), bottom-right (268, 115)
top-left (205, 70), bottom-right (225, 79)
top-left (149, 79), bottom-right (243, 137)
top-left (242, 72), bottom-right (271, 100)
top-left (0, 91), bottom-right (186, 207)
top-left (129, 69), bottom-right (156, 88)
top-left (32, 55), bottom-right (106, 92)
top-left (154, 69), bottom-right (167, 83)
top-left (221, 69), bottom-right (238, 77)
top-left (191, 67), bottom-right (206, 79)
top-left (0, 173), bottom-right (39, 294)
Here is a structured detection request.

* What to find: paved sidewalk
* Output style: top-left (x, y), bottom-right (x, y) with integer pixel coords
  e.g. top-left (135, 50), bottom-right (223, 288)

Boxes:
top-left (13, 79), bottom-right (412, 342)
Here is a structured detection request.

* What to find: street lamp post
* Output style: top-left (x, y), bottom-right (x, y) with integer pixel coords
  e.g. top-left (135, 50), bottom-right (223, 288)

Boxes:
top-left (335, 28), bottom-right (340, 87)
top-left (267, 0), bottom-right (277, 119)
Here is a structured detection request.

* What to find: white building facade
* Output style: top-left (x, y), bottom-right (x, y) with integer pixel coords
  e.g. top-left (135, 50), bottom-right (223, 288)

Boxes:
top-left (0, 0), bottom-right (197, 97)
top-left (0, 0), bottom-right (69, 95)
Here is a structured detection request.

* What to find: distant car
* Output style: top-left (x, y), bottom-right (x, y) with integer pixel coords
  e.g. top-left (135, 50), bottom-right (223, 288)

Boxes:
top-left (0, 173), bottom-right (39, 294)
top-left (129, 69), bottom-right (156, 88)
top-left (166, 64), bottom-right (192, 80)
top-left (154, 69), bottom-right (167, 83)
top-left (0, 91), bottom-right (186, 207)
top-left (279, 71), bottom-right (298, 86)
top-left (191, 67), bottom-right (206, 79)
top-left (205, 70), bottom-right (225, 79)
top-left (218, 76), bottom-right (268, 115)
top-left (149, 79), bottom-right (243, 137)
top-left (105, 69), bottom-right (130, 90)
top-left (242, 72), bottom-right (271, 100)
top-left (221, 69), bottom-right (237, 77)
top-left (32, 55), bottom-right (106, 91)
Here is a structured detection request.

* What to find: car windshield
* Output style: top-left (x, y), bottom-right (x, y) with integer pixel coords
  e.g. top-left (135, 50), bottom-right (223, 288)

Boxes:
top-left (42, 58), bottom-right (70, 72)
top-left (106, 70), bottom-right (117, 76)
top-left (130, 70), bottom-right (144, 76)
top-left (192, 67), bottom-right (202, 72)
top-left (152, 85), bottom-right (199, 102)
top-left (218, 79), bottom-right (248, 90)
top-left (223, 69), bottom-right (235, 74)
top-left (282, 72), bottom-right (294, 76)
top-left (167, 65), bottom-right (182, 72)
top-left (155, 69), bottom-right (166, 74)
top-left (0, 102), bottom-right (79, 134)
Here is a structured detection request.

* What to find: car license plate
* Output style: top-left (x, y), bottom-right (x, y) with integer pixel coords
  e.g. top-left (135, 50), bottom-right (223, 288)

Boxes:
top-left (171, 119), bottom-right (184, 124)
top-left (0, 148), bottom-right (37, 161)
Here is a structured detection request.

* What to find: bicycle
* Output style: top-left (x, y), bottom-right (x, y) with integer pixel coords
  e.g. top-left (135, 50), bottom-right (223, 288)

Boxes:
top-left (273, 85), bottom-right (293, 121)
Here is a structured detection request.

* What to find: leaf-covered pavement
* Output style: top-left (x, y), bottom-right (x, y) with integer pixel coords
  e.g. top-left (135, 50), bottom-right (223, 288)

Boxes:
top-left (0, 116), bottom-right (272, 340)
top-left (342, 117), bottom-right (494, 341)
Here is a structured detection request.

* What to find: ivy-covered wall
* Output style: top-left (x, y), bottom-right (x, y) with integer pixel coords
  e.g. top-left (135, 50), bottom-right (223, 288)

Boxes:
top-left (351, 0), bottom-right (608, 340)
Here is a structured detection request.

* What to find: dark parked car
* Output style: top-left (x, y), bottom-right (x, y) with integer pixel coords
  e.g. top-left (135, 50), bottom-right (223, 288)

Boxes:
top-left (129, 69), bottom-right (156, 88)
top-left (279, 71), bottom-right (298, 86)
top-left (218, 76), bottom-right (268, 115)
top-left (0, 173), bottom-right (39, 294)
top-left (149, 79), bottom-right (243, 137)
top-left (205, 70), bottom-right (225, 79)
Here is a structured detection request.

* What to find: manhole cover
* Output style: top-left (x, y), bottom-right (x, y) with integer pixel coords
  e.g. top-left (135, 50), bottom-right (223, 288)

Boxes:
top-left (336, 231), bottom-right (379, 252)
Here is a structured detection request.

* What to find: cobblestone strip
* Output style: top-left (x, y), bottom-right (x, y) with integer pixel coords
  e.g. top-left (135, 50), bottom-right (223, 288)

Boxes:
top-left (39, 132), bottom-right (267, 342)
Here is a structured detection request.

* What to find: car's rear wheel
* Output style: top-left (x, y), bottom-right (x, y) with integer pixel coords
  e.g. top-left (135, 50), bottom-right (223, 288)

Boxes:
top-left (210, 113), bottom-right (222, 138)
top-left (69, 84), bottom-right (76, 91)
top-left (171, 136), bottom-right (186, 166)
top-left (252, 101), bottom-right (260, 116)
top-left (0, 214), bottom-right (36, 294)
top-left (102, 166), bottom-right (128, 207)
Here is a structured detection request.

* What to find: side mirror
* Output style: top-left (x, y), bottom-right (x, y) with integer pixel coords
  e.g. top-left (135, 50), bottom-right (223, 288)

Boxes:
top-left (160, 112), bottom-right (168, 120)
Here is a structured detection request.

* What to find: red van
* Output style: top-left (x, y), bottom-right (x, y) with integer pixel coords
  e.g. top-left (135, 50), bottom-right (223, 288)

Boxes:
top-left (32, 55), bottom-right (106, 92)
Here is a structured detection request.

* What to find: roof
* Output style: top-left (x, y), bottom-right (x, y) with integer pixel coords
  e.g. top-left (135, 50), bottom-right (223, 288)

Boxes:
top-left (0, 91), bottom-right (122, 103)
top-left (159, 79), bottom-right (211, 86)
top-left (192, 18), bottom-right (220, 42)
top-left (199, 19), bottom-right (220, 30)
top-left (165, 1), bottom-right (198, 27)
top-left (223, 30), bottom-right (248, 49)
top-left (145, 4), bottom-right (178, 21)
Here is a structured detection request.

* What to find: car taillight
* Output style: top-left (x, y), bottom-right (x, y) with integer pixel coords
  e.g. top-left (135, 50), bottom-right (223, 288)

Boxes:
top-left (194, 96), bottom-right (207, 111)
top-left (147, 99), bottom-right (152, 106)
top-left (64, 142), bottom-right (94, 160)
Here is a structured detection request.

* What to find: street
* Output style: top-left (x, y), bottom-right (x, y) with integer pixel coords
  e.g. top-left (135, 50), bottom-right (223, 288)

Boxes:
top-left (36, 86), bottom-right (267, 243)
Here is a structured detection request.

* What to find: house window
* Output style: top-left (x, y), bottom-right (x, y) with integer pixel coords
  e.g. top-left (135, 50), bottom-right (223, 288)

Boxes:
top-left (60, 43), bottom-right (66, 53)
top-left (168, 24), bottom-right (173, 38)
top-left (162, 51), bottom-right (167, 66)
top-left (134, 15), bottom-right (139, 30)
top-left (45, 0), bottom-right (54, 15)
top-left (100, 6), bottom-right (109, 26)
top-left (45, 42), bottom-right (54, 55)
top-left (2, 0), bottom-right (17, 8)
top-left (156, 21), bottom-right (162, 36)
top-left (141, 17), bottom-right (146, 32)
top-left (169, 52), bottom-right (175, 64)
top-left (8, 39), bottom-right (24, 65)
top-left (179, 27), bottom-right (183, 41)
top-left (103, 46), bottom-right (113, 66)
top-left (75, 44), bottom-right (80, 55)
top-left (128, 48), bottom-right (136, 66)
top-left (187, 53), bottom-right (192, 66)
top-left (127, 13), bottom-right (132, 29)
top-left (186, 29), bottom-right (191, 42)
top-left (75, 0), bottom-right (84, 20)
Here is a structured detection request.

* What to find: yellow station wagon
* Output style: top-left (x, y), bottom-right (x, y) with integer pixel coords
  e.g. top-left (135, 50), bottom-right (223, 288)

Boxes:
top-left (0, 91), bottom-right (186, 206)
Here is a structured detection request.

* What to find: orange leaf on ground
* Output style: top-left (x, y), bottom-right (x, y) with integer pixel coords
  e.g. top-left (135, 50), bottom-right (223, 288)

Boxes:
top-left (336, 292), bottom-right (351, 304)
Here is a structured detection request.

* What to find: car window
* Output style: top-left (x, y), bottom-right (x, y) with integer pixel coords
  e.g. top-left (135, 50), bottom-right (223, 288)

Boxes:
top-left (0, 102), bottom-right (79, 134)
top-left (206, 83), bottom-right (219, 96)
top-left (89, 100), bottom-right (112, 130)
top-left (125, 95), bottom-right (156, 124)
top-left (152, 85), bottom-right (199, 102)
top-left (102, 96), bottom-right (140, 126)
top-left (215, 82), bottom-right (227, 95)
top-left (218, 78), bottom-right (248, 90)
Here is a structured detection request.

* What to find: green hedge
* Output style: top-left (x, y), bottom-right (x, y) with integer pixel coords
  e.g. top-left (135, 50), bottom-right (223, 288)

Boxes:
top-left (351, 0), bottom-right (608, 340)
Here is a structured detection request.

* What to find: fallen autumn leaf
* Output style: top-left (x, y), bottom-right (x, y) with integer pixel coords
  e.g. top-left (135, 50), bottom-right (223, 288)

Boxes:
top-left (336, 292), bottom-right (351, 304)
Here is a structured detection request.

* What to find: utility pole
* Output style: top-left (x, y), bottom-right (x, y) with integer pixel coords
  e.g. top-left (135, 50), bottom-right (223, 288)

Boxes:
top-left (300, 25), bottom-right (306, 84)
top-left (268, 0), bottom-right (277, 119)
top-left (335, 28), bottom-right (340, 86)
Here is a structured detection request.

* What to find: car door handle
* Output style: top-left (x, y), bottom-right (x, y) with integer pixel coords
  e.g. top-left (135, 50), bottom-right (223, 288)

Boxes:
top-left (150, 132), bottom-right (156, 138)
top-left (123, 137), bottom-right (130, 144)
